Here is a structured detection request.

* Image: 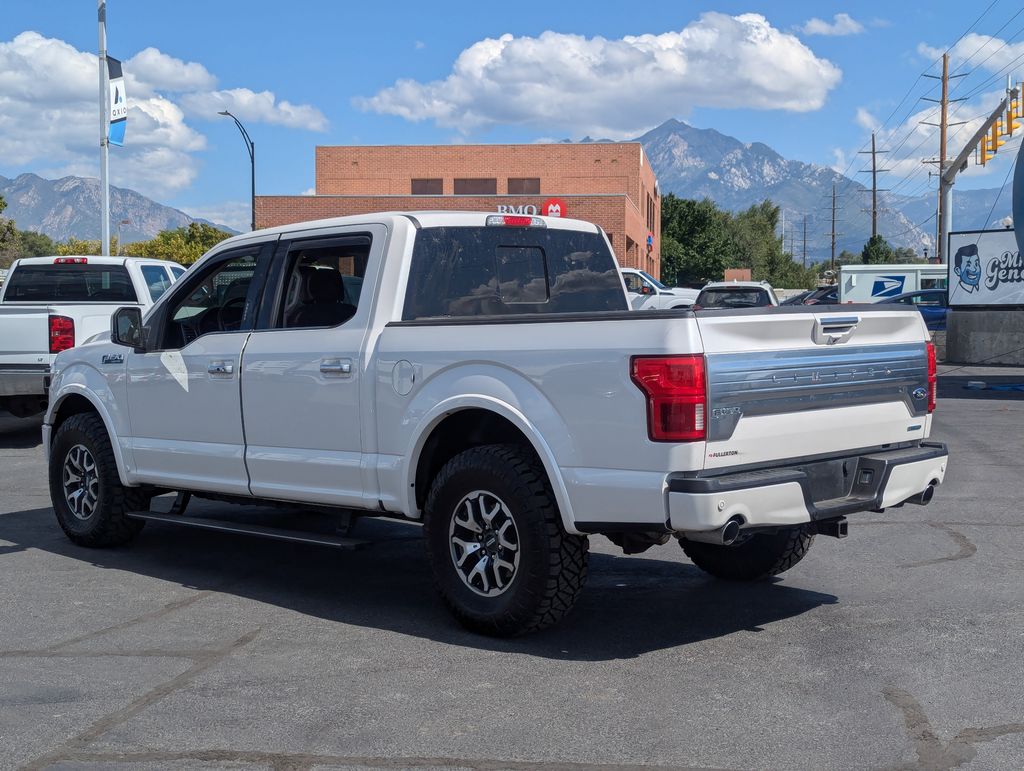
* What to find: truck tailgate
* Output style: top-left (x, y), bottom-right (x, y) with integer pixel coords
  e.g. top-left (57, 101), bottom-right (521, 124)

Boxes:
top-left (695, 307), bottom-right (931, 470)
top-left (0, 305), bottom-right (52, 367)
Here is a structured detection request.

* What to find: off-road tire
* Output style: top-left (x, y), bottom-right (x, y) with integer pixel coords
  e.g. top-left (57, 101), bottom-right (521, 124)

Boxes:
top-left (423, 443), bottom-right (588, 636)
top-left (680, 525), bottom-right (815, 581)
top-left (49, 413), bottom-right (148, 547)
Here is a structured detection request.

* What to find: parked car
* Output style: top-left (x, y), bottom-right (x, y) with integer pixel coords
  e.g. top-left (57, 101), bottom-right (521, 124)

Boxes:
top-left (880, 289), bottom-right (948, 331)
top-left (783, 285), bottom-right (839, 306)
top-left (0, 255), bottom-right (185, 417)
top-left (44, 212), bottom-right (947, 636)
top-left (693, 280), bottom-right (779, 310)
top-left (621, 268), bottom-right (698, 309)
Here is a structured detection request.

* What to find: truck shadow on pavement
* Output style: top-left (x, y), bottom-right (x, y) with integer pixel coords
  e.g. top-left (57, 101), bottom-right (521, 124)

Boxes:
top-left (0, 417), bottom-right (44, 449)
top-left (0, 505), bottom-right (836, 661)
top-left (937, 374), bottom-right (1024, 401)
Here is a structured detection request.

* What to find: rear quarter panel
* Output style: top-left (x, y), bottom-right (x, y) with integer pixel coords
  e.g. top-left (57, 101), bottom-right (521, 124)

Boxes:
top-left (375, 314), bottom-right (706, 530)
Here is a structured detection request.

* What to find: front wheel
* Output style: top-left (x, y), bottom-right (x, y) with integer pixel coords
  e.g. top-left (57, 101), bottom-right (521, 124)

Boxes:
top-left (423, 444), bottom-right (588, 636)
top-left (680, 525), bottom-right (815, 581)
top-left (49, 413), bottom-right (148, 547)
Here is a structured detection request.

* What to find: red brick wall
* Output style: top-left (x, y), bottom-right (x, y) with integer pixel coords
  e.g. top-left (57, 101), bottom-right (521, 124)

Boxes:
top-left (262, 142), bottom-right (662, 278)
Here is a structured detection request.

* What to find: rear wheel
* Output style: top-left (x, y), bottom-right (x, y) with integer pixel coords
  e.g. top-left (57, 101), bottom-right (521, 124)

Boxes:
top-left (423, 444), bottom-right (588, 636)
top-left (680, 526), bottom-right (814, 581)
top-left (49, 413), bottom-right (148, 547)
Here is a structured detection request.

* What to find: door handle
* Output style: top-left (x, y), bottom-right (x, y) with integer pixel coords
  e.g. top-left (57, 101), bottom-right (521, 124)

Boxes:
top-left (320, 358), bottom-right (353, 377)
top-left (813, 316), bottom-right (859, 345)
top-left (208, 360), bottom-right (234, 376)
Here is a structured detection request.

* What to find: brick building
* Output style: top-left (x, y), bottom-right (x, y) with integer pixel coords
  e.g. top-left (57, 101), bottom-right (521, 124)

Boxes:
top-left (256, 143), bottom-right (662, 277)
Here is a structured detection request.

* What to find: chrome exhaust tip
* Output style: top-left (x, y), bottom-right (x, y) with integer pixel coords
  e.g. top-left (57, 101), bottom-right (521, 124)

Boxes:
top-left (684, 517), bottom-right (743, 545)
top-left (906, 482), bottom-right (937, 506)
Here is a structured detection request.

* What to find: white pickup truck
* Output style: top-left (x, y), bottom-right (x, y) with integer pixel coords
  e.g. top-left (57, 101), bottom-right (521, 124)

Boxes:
top-left (43, 212), bottom-right (947, 636)
top-left (621, 267), bottom-right (699, 309)
top-left (0, 255), bottom-right (184, 417)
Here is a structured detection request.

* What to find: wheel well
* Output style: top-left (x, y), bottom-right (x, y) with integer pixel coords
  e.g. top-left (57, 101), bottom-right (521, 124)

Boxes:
top-left (414, 409), bottom-right (540, 511)
top-left (52, 394), bottom-right (100, 434)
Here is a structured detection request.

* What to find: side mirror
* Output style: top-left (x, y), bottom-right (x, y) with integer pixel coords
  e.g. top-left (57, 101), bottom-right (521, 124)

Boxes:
top-left (111, 306), bottom-right (144, 350)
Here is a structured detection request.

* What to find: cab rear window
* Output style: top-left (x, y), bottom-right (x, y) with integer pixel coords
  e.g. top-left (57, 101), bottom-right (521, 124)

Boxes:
top-left (403, 226), bottom-right (624, 320)
top-left (696, 287), bottom-right (771, 309)
top-left (3, 264), bottom-right (138, 303)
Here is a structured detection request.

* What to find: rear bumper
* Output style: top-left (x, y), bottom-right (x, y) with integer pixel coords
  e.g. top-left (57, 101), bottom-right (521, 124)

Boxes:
top-left (0, 366), bottom-right (51, 397)
top-left (667, 442), bottom-right (948, 533)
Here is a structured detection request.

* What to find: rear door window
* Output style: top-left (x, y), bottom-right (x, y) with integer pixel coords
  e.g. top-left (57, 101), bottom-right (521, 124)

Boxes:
top-left (403, 226), bottom-right (625, 319)
top-left (141, 265), bottom-right (173, 302)
top-left (3, 264), bottom-right (138, 303)
top-left (696, 288), bottom-right (770, 309)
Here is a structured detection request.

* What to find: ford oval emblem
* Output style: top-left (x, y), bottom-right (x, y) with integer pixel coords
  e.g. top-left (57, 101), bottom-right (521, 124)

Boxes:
top-left (912, 387), bottom-right (928, 401)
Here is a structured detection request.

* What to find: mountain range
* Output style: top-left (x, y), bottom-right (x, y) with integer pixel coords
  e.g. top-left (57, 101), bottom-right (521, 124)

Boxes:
top-left (2, 120), bottom-right (1012, 260)
top-left (0, 173), bottom-right (234, 243)
top-left (632, 119), bottom-right (1011, 259)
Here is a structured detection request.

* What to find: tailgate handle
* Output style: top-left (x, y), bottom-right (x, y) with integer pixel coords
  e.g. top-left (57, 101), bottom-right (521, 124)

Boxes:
top-left (814, 315), bottom-right (859, 345)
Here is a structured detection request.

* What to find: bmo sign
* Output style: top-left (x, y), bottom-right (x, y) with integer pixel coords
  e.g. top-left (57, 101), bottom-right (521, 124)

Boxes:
top-left (496, 198), bottom-right (568, 218)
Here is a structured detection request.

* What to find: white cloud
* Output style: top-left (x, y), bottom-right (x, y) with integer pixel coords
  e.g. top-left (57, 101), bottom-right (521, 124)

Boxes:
top-left (856, 107), bottom-right (880, 132)
top-left (831, 148), bottom-right (848, 173)
top-left (0, 30), bottom-right (326, 200)
top-left (300, 187), bottom-right (316, 196)
top-left (356, 13), bottom-right (842, 139)
top-left (126, 47), bottom-right (216, 94)
top-left (802, 13), bottom-right (865, 37)
top-left (180, 88), bottom-right (327, 131)
top-left (414, 41), bottom-right (426, 50)
top-left (918, 33), bottom-right (1024, 74)
top-left (184, 200), bottom-right (251, 233)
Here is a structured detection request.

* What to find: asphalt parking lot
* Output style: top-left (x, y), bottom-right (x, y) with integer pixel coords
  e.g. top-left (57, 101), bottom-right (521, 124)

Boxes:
top-left (1, 366), bottom-right (1022, 771)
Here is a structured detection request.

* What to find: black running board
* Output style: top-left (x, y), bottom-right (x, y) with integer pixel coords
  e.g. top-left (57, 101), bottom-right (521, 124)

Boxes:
top-left (127, 512), bottom-right (369, 550)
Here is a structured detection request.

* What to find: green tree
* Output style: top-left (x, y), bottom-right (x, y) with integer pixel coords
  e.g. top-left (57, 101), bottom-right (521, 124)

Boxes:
top-left (125, 222), bottom-right (233, 264)
top-left (659, 195), bottom-right (733, 285)
top-left (16, 229), bottom-right (56, 257)
top-left (892, 246), bottom-right (922, 263)
top-left (861, 234), bottom-right (895, 264)
top-left (0, 195), bottom-right (18, 269)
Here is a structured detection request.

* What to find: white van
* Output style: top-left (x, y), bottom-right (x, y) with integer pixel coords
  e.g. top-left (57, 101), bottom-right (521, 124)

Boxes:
top-left (839, 264), bottom-right (947, 303)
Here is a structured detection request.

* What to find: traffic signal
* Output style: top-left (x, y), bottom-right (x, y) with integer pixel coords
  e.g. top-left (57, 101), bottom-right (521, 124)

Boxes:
top-left (991, 122), bottom-right (1006, 153)
top-left (1007, 99), bottom-right (1021, 135)
top-left (980, 135), bottom-right (991, 165)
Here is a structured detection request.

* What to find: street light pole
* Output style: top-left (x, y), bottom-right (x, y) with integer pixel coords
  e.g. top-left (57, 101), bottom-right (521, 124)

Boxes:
top-left (218, 110), bottom-right (255, 231)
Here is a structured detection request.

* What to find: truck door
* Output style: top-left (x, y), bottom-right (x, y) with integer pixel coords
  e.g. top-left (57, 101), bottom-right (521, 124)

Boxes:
top-left (125, 242), bottom-right (273, 495)
top-left (240, 226), bottom-right (385, 508)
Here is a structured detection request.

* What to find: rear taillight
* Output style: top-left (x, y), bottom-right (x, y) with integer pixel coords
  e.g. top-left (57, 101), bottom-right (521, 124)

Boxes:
top-left (49, 315), bottom-right (75, 354)
top-left (631, 355), bottom-right (707, 442)
top-left (927, 341), bottom-right (937, 413)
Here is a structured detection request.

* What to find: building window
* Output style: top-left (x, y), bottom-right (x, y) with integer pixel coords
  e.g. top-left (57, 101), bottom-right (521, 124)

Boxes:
top-left (507, 177), bottom-right (540, 195)
top-left (454, 178), bottom-right (497, 195)
top-left (411, 178), bottom-right (443, 195)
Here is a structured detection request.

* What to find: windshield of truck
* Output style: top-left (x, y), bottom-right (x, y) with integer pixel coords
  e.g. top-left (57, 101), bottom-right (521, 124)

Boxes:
top-left (3, 264), bottom-right (138, 303)
top-left (403, 226), bottom-right (626, 319)
top-left (639, 270), bottom-right (668, 290)
top-left (696, 287), bottom-right (771, 309)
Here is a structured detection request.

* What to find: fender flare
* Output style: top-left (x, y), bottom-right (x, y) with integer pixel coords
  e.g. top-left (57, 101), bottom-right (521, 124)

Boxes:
top-left (47, 385), bottom-right (133, 486)
top-left (402, 394), bottom-right (581, 535)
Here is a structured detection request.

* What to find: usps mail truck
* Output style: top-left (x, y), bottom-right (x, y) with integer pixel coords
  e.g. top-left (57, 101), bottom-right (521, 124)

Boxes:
top-left (838, 263), bottom-right (948, 303)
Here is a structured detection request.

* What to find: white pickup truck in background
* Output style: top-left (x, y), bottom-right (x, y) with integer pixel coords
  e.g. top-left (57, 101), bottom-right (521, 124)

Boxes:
top-left (43, 212), bottom-right (947, 636)
top-left (0, 255), bottom-right (185, 417)
top-left (621, 267), bottom-right (699, 309)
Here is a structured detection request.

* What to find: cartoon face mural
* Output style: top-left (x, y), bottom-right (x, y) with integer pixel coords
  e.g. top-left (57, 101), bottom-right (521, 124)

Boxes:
top-left (953, 243), bottom-right (981, 293)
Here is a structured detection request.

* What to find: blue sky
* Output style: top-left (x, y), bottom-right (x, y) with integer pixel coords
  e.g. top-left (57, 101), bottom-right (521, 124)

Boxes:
top-left (2, 1), bottom-right (1023, 231)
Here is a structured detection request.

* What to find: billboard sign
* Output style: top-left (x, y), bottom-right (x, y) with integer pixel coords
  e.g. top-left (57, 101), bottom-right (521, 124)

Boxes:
top-left (948, 229), bottom-right (1022, 306)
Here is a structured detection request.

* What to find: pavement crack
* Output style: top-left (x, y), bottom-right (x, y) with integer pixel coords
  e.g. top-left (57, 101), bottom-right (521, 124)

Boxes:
top-left (20, 628), bottom-right (261, 771)
top-left (884, 687), bottom-right (1024, 769)
top-left (901, 523), bottom-right (977, 569)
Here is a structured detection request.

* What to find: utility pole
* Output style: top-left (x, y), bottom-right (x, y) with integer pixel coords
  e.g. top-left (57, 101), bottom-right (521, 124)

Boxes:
top-left (937, 53), bottom-right (949, 263)
top-left (98, 0), bottom-right (110, 256)
top-left (829, 185), bottom-right (841, 271)
top-left (858, 132), bottom-right (889, 238)
top-left (922, 52), bottom-right (966, 262)
top-left (802, 216), bottom-right (808, 268)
